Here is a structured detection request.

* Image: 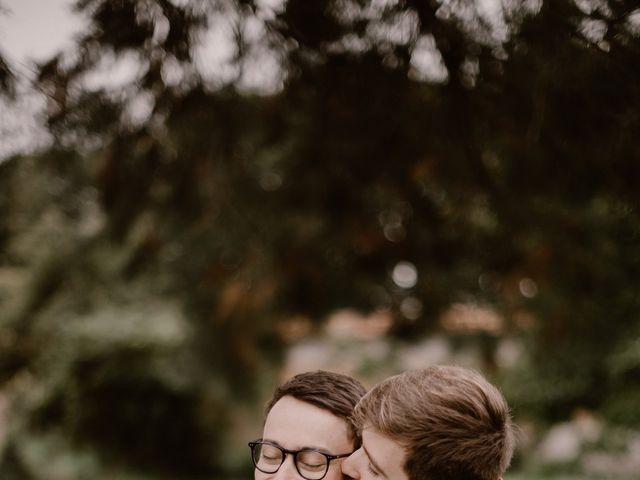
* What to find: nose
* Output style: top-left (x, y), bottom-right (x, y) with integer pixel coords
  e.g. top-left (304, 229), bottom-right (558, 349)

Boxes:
top-left (341, 448), bottom-right (362, 479)
top-left (273, 455), bottom-right (302, 480)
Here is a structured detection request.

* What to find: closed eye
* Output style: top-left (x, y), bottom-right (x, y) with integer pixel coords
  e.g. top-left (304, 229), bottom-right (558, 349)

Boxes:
top-left (367, 463), bottom-right (381, 477)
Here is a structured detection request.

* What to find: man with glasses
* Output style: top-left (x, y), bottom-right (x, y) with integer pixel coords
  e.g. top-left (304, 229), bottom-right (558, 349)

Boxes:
top-left (249, 370), bottom-right (366, 480)
top-left (341, 365), bottom-right (516, 480)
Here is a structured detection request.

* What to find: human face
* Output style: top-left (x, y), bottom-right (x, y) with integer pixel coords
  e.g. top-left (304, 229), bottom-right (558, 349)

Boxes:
top-left (254, 395), bottom-right (354, 480)
top-left (341, 427), bottom-right (408, 480)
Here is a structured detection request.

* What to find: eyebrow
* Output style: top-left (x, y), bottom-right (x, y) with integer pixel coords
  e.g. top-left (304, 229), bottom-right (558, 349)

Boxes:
top-left (363, 445), bottom-right (388, 478)
top-left (262, 438), bottom-right (331, 454)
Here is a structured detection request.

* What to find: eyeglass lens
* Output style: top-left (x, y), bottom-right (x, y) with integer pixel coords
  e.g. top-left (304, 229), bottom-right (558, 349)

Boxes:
top-left (252, 443), bottom-right (329, 480)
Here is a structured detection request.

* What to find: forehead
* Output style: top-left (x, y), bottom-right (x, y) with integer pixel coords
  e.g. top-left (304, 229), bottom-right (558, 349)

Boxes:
top-left (263, 395), bottom-right (353, 453)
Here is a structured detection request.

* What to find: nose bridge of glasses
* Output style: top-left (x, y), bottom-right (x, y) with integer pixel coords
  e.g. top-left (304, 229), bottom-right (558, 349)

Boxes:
top-left (275, 451), bottom-right (301, 479)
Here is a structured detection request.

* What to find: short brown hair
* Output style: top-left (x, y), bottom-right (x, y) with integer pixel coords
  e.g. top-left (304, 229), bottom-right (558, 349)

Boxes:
top-left (265, 370), bottom-right (367, 445)
top-left (352, 366), bottom-right (515, 480)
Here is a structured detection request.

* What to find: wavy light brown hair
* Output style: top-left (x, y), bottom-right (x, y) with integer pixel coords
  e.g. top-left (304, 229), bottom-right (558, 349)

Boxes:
top-left (266, 370), bottom-right (367, 445)
top-left (352, 366), bottom-right (515, 480)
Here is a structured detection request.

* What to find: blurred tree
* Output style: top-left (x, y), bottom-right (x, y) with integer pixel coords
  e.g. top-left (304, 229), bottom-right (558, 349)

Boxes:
top-left (0, 53), bottom-right (13, 97)
top-left (1, 0), bottom-right (640, 478)
top-left (0, 0), bottom-right (15, 97)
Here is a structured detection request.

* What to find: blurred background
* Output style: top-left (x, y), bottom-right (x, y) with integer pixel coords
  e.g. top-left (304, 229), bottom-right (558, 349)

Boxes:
top-left (1, 0), bottom-right (639, 479)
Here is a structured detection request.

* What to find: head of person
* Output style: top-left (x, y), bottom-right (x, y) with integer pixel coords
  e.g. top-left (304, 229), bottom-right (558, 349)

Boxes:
top-left (342, 365), bottom-right (515, 480)
top-left (250, 370), bottom-right (367, 480)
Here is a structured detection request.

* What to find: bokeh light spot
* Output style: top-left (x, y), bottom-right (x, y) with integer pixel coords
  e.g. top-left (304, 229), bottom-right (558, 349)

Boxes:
top-left (392, 261), bottom-right (417, 289)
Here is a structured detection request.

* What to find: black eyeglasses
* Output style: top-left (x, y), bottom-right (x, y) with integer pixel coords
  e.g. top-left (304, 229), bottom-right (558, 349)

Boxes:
top-left (249, 440), bottom-right (353, 480)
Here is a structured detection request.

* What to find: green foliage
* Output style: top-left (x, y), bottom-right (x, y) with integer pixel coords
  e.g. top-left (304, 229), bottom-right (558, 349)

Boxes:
top-left (1, 0), bottom-right (640, 477)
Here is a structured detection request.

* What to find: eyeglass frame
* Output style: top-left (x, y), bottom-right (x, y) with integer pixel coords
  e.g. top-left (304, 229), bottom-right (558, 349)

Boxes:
top-left (248, 439), bottom-right (354, 480)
